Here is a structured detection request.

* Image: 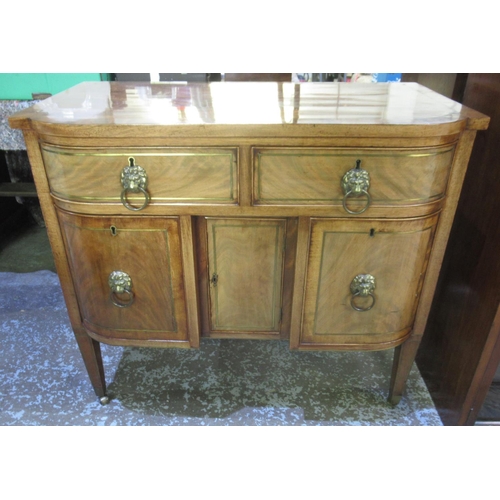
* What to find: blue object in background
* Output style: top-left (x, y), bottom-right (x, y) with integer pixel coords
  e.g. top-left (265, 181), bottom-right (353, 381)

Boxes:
top-left (372, 73), bottom-right (402, 82)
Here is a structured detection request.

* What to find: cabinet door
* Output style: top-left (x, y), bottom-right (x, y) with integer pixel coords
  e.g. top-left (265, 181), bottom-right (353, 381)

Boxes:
top-left (298, 215), bottom-right (438, 349)
top-left (206, 218), bottom-right (286, 335)
top-left (57, 210), bottom-right (194, 346)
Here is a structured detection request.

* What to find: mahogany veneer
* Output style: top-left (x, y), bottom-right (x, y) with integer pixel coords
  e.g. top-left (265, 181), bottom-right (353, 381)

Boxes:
top-left (417, 74), bottom-right (500, 425)
top-left (9, 81), bottom-right (489, 405)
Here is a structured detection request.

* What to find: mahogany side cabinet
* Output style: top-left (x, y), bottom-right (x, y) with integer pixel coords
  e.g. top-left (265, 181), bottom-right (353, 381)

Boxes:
top-left (9, 81), bottom-right (489, 405)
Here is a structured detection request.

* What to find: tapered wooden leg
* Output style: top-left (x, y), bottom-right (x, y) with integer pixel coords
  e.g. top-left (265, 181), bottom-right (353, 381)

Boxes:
top-left (73, 328), bottom-right (108, 402)
top-left (388, 337), bottom-right (421, 405)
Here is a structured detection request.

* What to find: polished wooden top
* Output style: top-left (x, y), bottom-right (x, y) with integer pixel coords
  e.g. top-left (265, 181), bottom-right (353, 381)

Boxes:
top-left (9, 81), bottom-right (489, 137)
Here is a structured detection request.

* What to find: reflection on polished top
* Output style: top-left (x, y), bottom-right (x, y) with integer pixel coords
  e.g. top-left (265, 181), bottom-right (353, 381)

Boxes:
top-left (9, 81), bottom-right (489, 132)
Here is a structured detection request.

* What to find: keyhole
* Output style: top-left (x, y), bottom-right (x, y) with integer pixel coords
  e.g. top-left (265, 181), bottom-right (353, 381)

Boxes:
top-left (110, 225), bottom-right (118, 236)
top-left (355, 159), bottom-right (361, 169)
top-left (210, 273), bottom-right (218, 287)
top-left (128, 157), bottom-right (135, 167)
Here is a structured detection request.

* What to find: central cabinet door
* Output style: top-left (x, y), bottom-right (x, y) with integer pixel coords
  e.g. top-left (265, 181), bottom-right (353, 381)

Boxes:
top-left (206, 218), bottom-right (286, 335)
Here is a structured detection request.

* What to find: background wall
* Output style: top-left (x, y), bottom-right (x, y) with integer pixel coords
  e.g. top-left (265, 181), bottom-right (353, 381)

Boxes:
top-left (0, 73), bottom-right (111, 100)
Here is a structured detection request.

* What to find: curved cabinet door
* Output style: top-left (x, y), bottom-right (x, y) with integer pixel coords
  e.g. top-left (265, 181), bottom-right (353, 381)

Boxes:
top-left (298, 215), bottom-right (439, 350)
top-left (57, 210), bottom-right (194, 347)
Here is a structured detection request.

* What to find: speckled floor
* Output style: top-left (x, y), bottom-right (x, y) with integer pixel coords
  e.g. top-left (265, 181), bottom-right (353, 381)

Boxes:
top-left (0, 270), bottom-right (442, 425)
top-left (478, 384), bottom-right (500, 421)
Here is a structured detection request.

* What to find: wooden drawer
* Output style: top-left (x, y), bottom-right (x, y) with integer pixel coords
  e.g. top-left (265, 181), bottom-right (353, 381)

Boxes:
top-left (57, 210), bottom-right (193, 345)
top-left (253, 146), bottom-right (455, 213)
top-left (42, 145), bottom-right (238, 207)
top-left (297, 215), bottom-right (439, 349)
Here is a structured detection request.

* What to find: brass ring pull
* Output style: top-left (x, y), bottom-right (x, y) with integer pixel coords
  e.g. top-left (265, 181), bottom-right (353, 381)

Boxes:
top-left (108, 271), bottom-right (135, 308)
top-left (350, 291), bottom-right (375, 311)
top-left (120, 186), bottom-right (150, 212)
top-left (350, 274), bottom-right (376, 312)
top-left (120, 157), bottom-right (150, 211)
top-left (341, 160), bottom-right (371, 215)
top-left (109, 288), bottom-right (135, 308)
top-left (342, 189), bottom-right (371, 215)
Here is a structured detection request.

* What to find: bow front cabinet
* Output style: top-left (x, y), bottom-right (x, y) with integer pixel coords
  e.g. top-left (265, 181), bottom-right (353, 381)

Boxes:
top-left (9, 82), bottom-right (489, 405)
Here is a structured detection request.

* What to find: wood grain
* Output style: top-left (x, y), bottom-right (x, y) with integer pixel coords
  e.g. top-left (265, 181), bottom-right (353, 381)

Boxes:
top-left (50, 196), bottom-right (445, 219)
top-left (411, 129), bottom-right (478, 342)
top-left (57, 210), bottom-right (192, 344)
top-left (38, 133), bottom-right (462, 149)
top-left (290, 217), bottom-right (311, 349)
top-left (9, 82), bottom-right (489, 135)
top-left (300, 215), bottom-right (438, 348)
top-left (280, 218), bottom-right (299, 340)
top-left (8, 82), bottom-right (488, 402)
top-left (417, 74), bottom-right (500, 425)
top-left (41, 145), bottom-right (238, 205)
top-left (206, 218), bottom-right (286, 334)
top-left (253, 146), bottom-right (455, 211)
top-left (389, 337), bottom-right (421, 404)
top-left (180, 215), bottom-right (200, 348)
top-left (392, 131), bottom-right (479, 405)
top-left (22, 131), bottom-right (108, 397)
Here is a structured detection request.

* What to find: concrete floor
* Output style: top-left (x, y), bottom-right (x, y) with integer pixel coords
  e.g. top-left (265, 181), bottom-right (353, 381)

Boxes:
top-left (2, 203), bottom-right (499, 424)
top-left (1, 204), bottom-right (447, 425)
top-left (0, 207), bottom-right (56, 273)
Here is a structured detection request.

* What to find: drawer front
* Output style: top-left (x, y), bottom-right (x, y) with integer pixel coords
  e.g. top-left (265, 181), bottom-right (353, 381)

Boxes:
top-left (42, 145), bottom-right (238, 206)
top-left (299, 215), bottom-right (438, 348)
top-left (253, 146), bottom-right (455, 212)
top-left (57, 210), bottom-right (191, 343)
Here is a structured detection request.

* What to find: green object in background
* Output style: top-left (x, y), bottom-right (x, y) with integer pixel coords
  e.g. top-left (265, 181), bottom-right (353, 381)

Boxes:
top-left (0, 73), bottom-right (112, 100)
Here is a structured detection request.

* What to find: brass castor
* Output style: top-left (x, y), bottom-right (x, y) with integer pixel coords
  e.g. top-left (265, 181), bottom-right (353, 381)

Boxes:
top-left (99, 396), bottom-right (110, 405)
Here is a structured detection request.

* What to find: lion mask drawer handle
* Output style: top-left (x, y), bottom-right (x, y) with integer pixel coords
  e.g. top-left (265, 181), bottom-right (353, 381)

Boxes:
top-left (341, 159), bottom-right (371, 214)
top-left (350, 274), bottom-right (376, 312)
top-left (120, 157), bottom-right (151, 211)
top-left (108, 271), bottom-right (135, 308)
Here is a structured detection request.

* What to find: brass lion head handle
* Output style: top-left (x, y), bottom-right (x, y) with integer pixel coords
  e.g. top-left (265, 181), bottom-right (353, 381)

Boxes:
top-left (120, 157), bottom-right (151, 211)
top-left (350, 274), bottom-right (376, 312)
top-left (108, 270), bottom-right (135, 308)
top-left (341, 160), bottom-right (371, 214)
